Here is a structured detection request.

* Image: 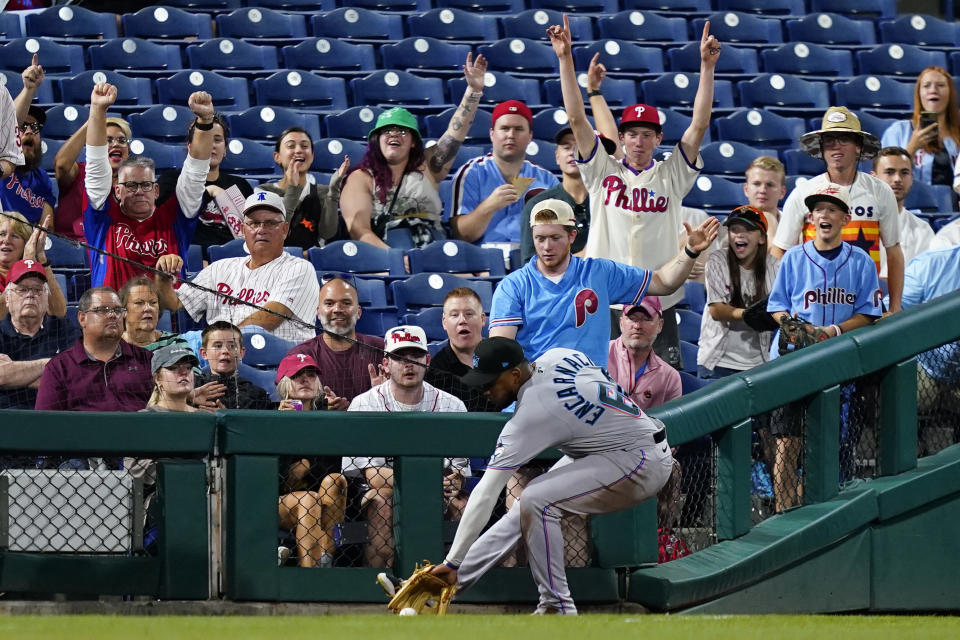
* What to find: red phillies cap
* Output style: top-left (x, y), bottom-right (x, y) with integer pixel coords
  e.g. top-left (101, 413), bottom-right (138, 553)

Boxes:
top-left (276, 352), bottom-right (320, 383)
top-left (7, 259), bottom-right (47, 284)
top-left (492, 100), bottom-right (533, 127)
top-left (619, 103), bottom-right (662, 133)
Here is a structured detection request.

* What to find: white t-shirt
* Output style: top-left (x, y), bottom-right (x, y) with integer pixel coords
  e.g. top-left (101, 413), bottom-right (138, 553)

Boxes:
top-left (578, 136), bottom-right (701, 308)
top-left (177, 251), bottom-right (319, 343)
top-left (929, 217), bottom-right (960, 251)
top-left (775, 172), bottom-right (900, 274)
top-left (879, 208), bottom-right (934, 278)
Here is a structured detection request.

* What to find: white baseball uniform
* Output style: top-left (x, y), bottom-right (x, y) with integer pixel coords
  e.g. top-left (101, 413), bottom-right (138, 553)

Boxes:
top-left (0, 85), bottom-right (24, 169)
top-left (177, 251), bottom-right (319, 343)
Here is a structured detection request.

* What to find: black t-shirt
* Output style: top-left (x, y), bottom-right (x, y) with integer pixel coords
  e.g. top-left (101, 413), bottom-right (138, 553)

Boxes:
top-left (0, 315), bottom-right (81, 409)
top-left (157, 170), bottom-right (254, 249)
top-left (425, 344), bottom-right (496, 412)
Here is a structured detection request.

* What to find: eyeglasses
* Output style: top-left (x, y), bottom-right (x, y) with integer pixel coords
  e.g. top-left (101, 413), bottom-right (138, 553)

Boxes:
top-left (106, 136), bottom-right (129, 146)
top-left (18, 122), bottom-right (42, 134)
top-left (821, 134), bottom-right (858, 147)
top-left (380, 126), bottom-right (411, 138)
top-left (243, 219), bottom-right (285, 230)
top-left (82, 306), bottom-right (127, 317)
top-left (11, 285), bottom-right (46, 297)
top-left (119, 181), bottom-right (157, 192)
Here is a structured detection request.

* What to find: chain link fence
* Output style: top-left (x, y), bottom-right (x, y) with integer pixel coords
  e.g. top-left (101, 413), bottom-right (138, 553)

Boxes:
top-left (916, 345), bottom-right (960, 457)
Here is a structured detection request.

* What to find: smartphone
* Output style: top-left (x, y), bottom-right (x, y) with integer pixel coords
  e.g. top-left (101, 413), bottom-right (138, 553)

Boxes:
top-left (919, 111), bottom-right (938, 131)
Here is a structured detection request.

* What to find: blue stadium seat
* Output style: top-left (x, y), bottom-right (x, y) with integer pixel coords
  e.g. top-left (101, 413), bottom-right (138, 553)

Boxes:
top-left (0, 38), bottom-right (85, 76)
top-left (406, 239), bottom-right (506, 276)
top-left (639, 74), bottom-right (735, 110)
top-left (347, 0), bottom-right (432, 10)
top-left (660, 107), bottom-right (711, 146)
top-left (350, 71), bottom-right (447, 111)
top-left (679, 340), bottom-right (698, 375)
top-left (441, 0), bottom-right (524, 12)
top-left (856, 112), bottom-right (899, 140)
top-left (713, 109), bottom-right (807, 150)
top-left (308, 240), bottom-right (407, 276)
top-left (500, 9), bottom-right (593, 42)
top-left (185, 38), bottom-right (280, 75)
top-left (544, 77), bottom-right (638, 109)
top-left (784, 13), bottom-right (877, 46)
top-left (401, 307), bottom-right (446, 341)
top-left (121, 6), bottom-right (214, 40)
top-left (253, 71), bottom-right (348, 112)
top-left (682, 281), bottom-right (706, 315)
top-left (227, 106), bottom-right (322, 144)
top-left (447, 72), bottom-right (544, 109)
top-left (391, 273), bottom-right (493, 314)
top-left (208, 238), bottom-right (248, 262)
top-left (833, 76), bottom-right (914, 113)
top-left (573, 41), bottom-right (664, 76)
top-left (717, 0), bottom-right (803, 14)
top-left (477, 38), bottom-right (558, 75)
top-left (311, 8), bottom-right (404, 41)
top-left (737, 74), bottom-right (830, 114)
top-left (39, 139), bottom-right (64, 173)
top-left (760, 43), bottom-right (855, 78)
top-left (58, 71), bottom-right (154, 111)
top-left (254, 0), bottom-right (335, 7)
top-left (528, 0), bottom-right (616, 13)
top-left (904, 180), bottom-right (953, 214)
top-left (622, 0), bottom-right (710, 10)
top-left (683, 175), bottom-right (751, 210)
top-left (680, 370), bottom-right (710, 394)
top-left (699, 141), bottom-right (779, 176)
top-left (311, 138), bottom-right (368, 172)
top-left (856, 44), bottom-right (948, 78)
top-left (236, 363), bottom-right (280, 401)
top-left (215, 7), bottom-right (308, 40)
top-left (45, 235), bottom-right (87, 269)
top-left (526, 139), bottom-right (558, 171)
top-left (0, 12), bottom-right (22, 39)
top-left (185, 244), bottom-right (204, 274)
top-left (41, 105), bottom-right (89, 141)
top-left (782, 148), bottom-right (826, 176)
top-left (424, 107), bottom-right (493, 144)
top-left (323, 106), bottom-right (384, 140)
top-left (530, 107), bottom-right (572, 141)
top-left (88, 38), bottom-right (183, 76)
top-left (878, 14), bottom-right (960, 47)
top-left (379, 38), bottom-right (473, 75)
top-left (0, 71), bottom-right (52, 107)
top-left (126, 138), bottom-right (182, 170)
top-left (408, 8), bottom-right (500, 41)
top-left (128, 105), bottom-right (196, 143)
top-left (280, 39), bottom-right (376, 78)
top-left (218, 138), bottom-right (276, 175)
top-left (596, 10), bottom-right (687, 42)
top-left (156, 70), bottom-right (251, 111)
top-left (667, 42), bottom-right (759, 74)
top-left (691, 13), bottom-right (783, 44)
top-left (810, 0), bottom-right (897, 19)
top-left (24, 6), bottom-right (118, 40)
top-left (351, 276), bottom-right (393, 309)
top-left (241, 326), bottom-right (296, 368)
top-left (675, 308), bottom-right (702, 344)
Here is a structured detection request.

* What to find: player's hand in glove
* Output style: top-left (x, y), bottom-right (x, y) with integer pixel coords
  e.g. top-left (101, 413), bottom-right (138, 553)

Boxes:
top-left (777, 315), bottom-right (830, 355)
top-left (385, 562), bottom-right (457, 615)
top-left (742, 297), bottom-right (780, 332)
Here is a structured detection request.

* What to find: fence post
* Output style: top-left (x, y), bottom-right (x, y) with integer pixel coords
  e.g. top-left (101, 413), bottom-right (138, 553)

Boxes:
top-left (394, 455), bottom-right (444, 577)
top-left (158, 459), bottom-right (210, 599)
top-left (224, 454), bottom-right (279, 600)
top-left (879, 358), bottom-right (919, 476)
top-left (716, 419), bottom-right (752, 540)
top-left (804, 386), bottom-right (841, 504)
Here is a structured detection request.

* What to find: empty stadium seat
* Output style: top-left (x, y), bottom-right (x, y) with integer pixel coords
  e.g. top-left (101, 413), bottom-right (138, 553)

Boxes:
top-left (699, 141), bottom-right (779, 176)
top-left (713, 109), bottom-right (807, 150)
top-left (406, 239), bottom-right (506, 276)
top-left (0, 38), bottom-right (85, 76)
top-left (692, 12), bottom-right (783, 44)
top-left (573, 41), bottom-right (664, 76)
top-left (308, 240), bottom-right (407, 276)
top-left (156, 70), bottom-right (250, 111)
top-left (391, 273), bottom-right (493, 314)
top-left (682, 175), bottom-right (745, 210)
top-left (679, 340), bottom-right (698, 375)
top-left (401, 307), bottom-right (446, 341)
top-left (784, 13), bottom-right (877, 46)
top-left (501, 9), bottom-right (593, 41)
top-left (639, 74), bottom-right (735, 110)
top-left (311, 8), bottom-right (404, 41)
top-left (128, 105), bottom-right (197, 143)
top-left (41, 105), bottom-right (89, 140)
top-left (682, 281), bottom-right (706, 315)
top-left (596, 11), bottom-right (688, 43)
top-left (218, 138), bottom-right (276, 175)
top-left (530, 107), bottom-right (572, 141)
top-left (904, 180), bottom-right (954, 213)
top-left (660, 107), bottom-right (711, 146)
top-left (737, 74), bottom-right (830, 115)
top-left (379, 38), bottom-right (473, 75)
top-left (252, 71), bottom-right (349, 112)
top-left (716, 0), bottom-right (804, 15)
top-left (227, 107), bottom-right (321, 144)
top-left (241, 326), bottom-right (295, 368)
top-left (447, 71), bottom-right (544, 109)
top-left (215, 7), bottom-right (308, 40)
top-left (667, 42), bottom-right (759, 74)
top-left (58, 71), bottom-right (153, 112)
top-left (323, 106), bottom-right (385, 139)
top-left (207, 238), bottom-right (249, 262)
top-left (856, 112), bottom-right (899, 140)
top-left (441, 0), bottom-right (524, 11)
top-left (88, 38), bottom-right (183, 76)
top-left (760, 43), bottom-right (855, 78)
top-left (407, 8), bottom-right (500, 41)
top-left (810, 0), bottom-right (897, 19)
top-left (424, 108), bottom-right (493, 144)
top-left (0, 12), bottom-right (22, 39)
top-left (878, 14), bottom-right (960, 47)
top-left (622, 0), bottom-right (710, 11)
top-left (121, 6), bottom-right (214, 41)
top-left (478, 38), bottom-right (558, 75)
top-left (185, 38), bottom-right (280, 76)
top-left (680, 370), bottom-right (710, 394)
top-left (280, 38), bottom-right (377, 77)
top-left (25, 6), bottom-right (118, 41)
top-left (833, 75), bottom-right (914, 114)
top-left (544, 77), bottom-right (638, 109)
top-left (311, 138), bottom-right (367, 173)
top-left (45, 235), bottom-right (87, 269)
top-left (350, 71), bottom-right (448, 112)
top-left (525, 139), bottom-right (559, 172)
top-left (676, 308), bottom-right (702, 344)
top-left (782, 148), bottom-right (827, 176)
top-left (529, 0), bottom-right (616, 13)
top-left (127, 138), bottom-right (182, 170)
top-left (348, 0), bottom-right (432, 10)
top-left (856, 44), bottom-right (948, 78)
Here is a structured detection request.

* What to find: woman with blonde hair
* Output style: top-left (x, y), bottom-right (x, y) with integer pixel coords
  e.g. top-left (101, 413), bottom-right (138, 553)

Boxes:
top-left (0, 210), bottom-right (66, 318)
top-left (145, 344), bottom-right (199, 412)
top-left (119, 275), bottom-right (188, 352)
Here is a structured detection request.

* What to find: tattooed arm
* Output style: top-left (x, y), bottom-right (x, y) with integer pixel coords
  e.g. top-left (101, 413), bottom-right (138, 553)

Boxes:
top-left (425, 53), bottom-right (487, 185)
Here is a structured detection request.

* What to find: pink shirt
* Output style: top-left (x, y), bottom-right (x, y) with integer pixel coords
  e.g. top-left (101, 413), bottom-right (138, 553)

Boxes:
top-left (606, 337), bottom-right (681, 411)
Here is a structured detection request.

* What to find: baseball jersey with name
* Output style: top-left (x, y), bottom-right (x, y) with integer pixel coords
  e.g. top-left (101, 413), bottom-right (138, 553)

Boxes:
top-left (450, 154), bottom-right (558, 244)
top-left (489, 256), bottom-right (651, 367)
top-left (577, 135), bottom-right (701, 309)
top-left (177, 251), bottom-right (320, 343)
top-left (767, 241), bottom-right (882, 359)
top-left (0, 168), bottom-right (55, 224)
top-left (775, 172), bottom-right (900, 274)
top-left (0, 85), bottom-right (23, 170)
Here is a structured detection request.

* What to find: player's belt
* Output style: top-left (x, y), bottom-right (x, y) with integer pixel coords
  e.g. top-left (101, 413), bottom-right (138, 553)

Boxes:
top-left (653, 429), bottom-right (666, 444)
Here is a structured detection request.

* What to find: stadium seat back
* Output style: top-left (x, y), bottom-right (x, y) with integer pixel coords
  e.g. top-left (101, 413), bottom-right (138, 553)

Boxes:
top-left (253, 71), bottom-right (348, 111)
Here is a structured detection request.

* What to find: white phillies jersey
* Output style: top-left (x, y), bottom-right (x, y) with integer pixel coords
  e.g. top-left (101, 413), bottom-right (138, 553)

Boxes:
top-left (178, 251), bottom-right (319, 343)
top-left (577, 135), bottom-right (700, 309)
top-left (0, 85), bottom-right (24, 168)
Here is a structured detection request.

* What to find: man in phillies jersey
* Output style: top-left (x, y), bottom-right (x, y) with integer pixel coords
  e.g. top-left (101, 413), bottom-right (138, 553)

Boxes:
top-left (772, 107), bottom-right (904, 313)
top-left (84, 82), bottom-right (213, 290)
top-left (489, 199), bottom-right (717, 368)
top-left (548, 16), bottom-right (721, 368)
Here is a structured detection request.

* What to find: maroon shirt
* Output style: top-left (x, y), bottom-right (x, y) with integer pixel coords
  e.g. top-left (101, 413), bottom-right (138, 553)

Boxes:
top-left (54, 161), bottom-right (88, 242)
top-left (287, 333), bottom-right (385, 403)
top-left (34, 338), bottom-right (153, 411)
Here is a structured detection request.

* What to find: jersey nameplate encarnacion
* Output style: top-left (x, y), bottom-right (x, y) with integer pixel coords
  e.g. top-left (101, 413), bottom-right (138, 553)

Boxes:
top-left (551, 353), bottom-right (605, 426)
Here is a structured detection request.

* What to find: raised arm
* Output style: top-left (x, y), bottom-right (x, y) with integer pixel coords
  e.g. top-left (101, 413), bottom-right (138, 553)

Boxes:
top-left (176, 93), bottom-right (215, 218)
top-left (13, 54), bottom-right (43, 124)
top-left (85, 83), bottom-right (117, 210)
top-left (647, 217), bottom-right (720, 295)
top-left (586, 52), bottom-right (621, 158)
top-left (548, 15), bottom-right (597, 160)
top-left (426, 53), bottom-right (486, 183)
top-left (54, 121), bottom-right (87, 190)
top-left (679, 22), bottom-right (721, 161)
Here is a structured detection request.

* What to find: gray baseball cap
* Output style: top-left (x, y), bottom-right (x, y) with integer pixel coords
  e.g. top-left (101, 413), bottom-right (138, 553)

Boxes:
top-left (151, 345), bottom-right (200, 375)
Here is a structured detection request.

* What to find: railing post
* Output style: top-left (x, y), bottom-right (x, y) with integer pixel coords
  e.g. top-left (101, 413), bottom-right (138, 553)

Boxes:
top-left (804, 386), bottom-right (841, 503)
top-left (224, 454), bottom-right (279, 600)
top-left (592, 501), bottom-right (657, 567)
top-left (394, 455), bottom-right (444, 576)
top-left (879, 358), bottom-right (919, 476)
top-left (157, 459), bottom-right (210, 599)
top-left (716, 419), bottom-right (752, 540)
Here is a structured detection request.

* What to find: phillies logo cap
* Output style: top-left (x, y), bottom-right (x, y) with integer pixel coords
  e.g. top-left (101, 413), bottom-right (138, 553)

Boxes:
top-left (384, 325), bottom-right (428, 354)
top-left (7, 259), bottom-right (48, 284)
top-left (492, 100), bottom-right (533, 127)
top-left (243, 190), bottom-right (287, 218)
top-left (619, 103), bottom-right (662, 133)
top-left (276, 352), bottom-right (320, 383)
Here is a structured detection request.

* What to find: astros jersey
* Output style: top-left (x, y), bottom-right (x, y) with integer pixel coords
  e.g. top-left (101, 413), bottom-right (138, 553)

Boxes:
top-left (775, 172), bottom-right (900, 274)
top-left (486, 348), bottom-right (665, 472)
top-left (177, 252), bottom-right (320, 343)
top-left (767, 241), bottom-right (882, 359)
top-left (489, 256), bottom-right (651, 367)
top-left (577, 135), bottom-right (700, 309)
top-left (450, 154), bottom-right (558, 244)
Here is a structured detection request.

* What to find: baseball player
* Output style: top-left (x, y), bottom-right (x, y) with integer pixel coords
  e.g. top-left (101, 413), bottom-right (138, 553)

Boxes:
top-left (548, 15), bottom-right (721, 365)
top-left (418, 337), bottom-right (672, 615)
top-left (489, 198), bottom-right (718, 368)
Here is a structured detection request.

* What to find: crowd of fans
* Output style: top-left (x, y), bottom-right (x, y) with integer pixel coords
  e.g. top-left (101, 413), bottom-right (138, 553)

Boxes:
top-left (1, 8), bottom-right (959, 571)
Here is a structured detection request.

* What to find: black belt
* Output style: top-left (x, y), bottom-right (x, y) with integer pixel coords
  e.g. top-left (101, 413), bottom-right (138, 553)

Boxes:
top-left (653, 429), bottom-right (666, 444)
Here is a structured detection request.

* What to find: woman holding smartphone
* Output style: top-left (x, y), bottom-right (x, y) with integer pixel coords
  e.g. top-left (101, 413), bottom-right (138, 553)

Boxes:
top-left (881, 66), bottom-right (960, 189)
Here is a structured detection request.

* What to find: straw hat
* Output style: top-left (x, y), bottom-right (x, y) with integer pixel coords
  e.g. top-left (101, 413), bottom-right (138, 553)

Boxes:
top-left (798, 106), bottom-right (881, 160)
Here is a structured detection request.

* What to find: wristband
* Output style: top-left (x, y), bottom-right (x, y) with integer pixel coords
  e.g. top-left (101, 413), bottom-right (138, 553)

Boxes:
top-left (40, 261), bottom-right (50, 268)
top-left (444, 560), bottom-right (460, 570)
top-left (194, 119), bottom-right (214, 131)
top-left (830, 324), bottom-right (842, 337)
top-left (587, 89), bottom-right (603, 97)
top-left (684, 246), bottom-right (701, 259)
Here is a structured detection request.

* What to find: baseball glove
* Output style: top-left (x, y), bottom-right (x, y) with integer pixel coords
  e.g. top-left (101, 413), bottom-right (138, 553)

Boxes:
top-left (742, 297), bottom-right (780, 332)
top-left (387, 562), bottom-right (457, 615)
top-left (778, 316), bottom-right (830, 355)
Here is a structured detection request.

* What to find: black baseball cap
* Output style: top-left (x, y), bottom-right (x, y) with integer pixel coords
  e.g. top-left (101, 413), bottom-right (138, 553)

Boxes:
top-left (460, 337), bottom-right (528, 390)
top-left (554, 126), bottom-right (617, 155)
top-left (27, 105), bottom-right (46, 128)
